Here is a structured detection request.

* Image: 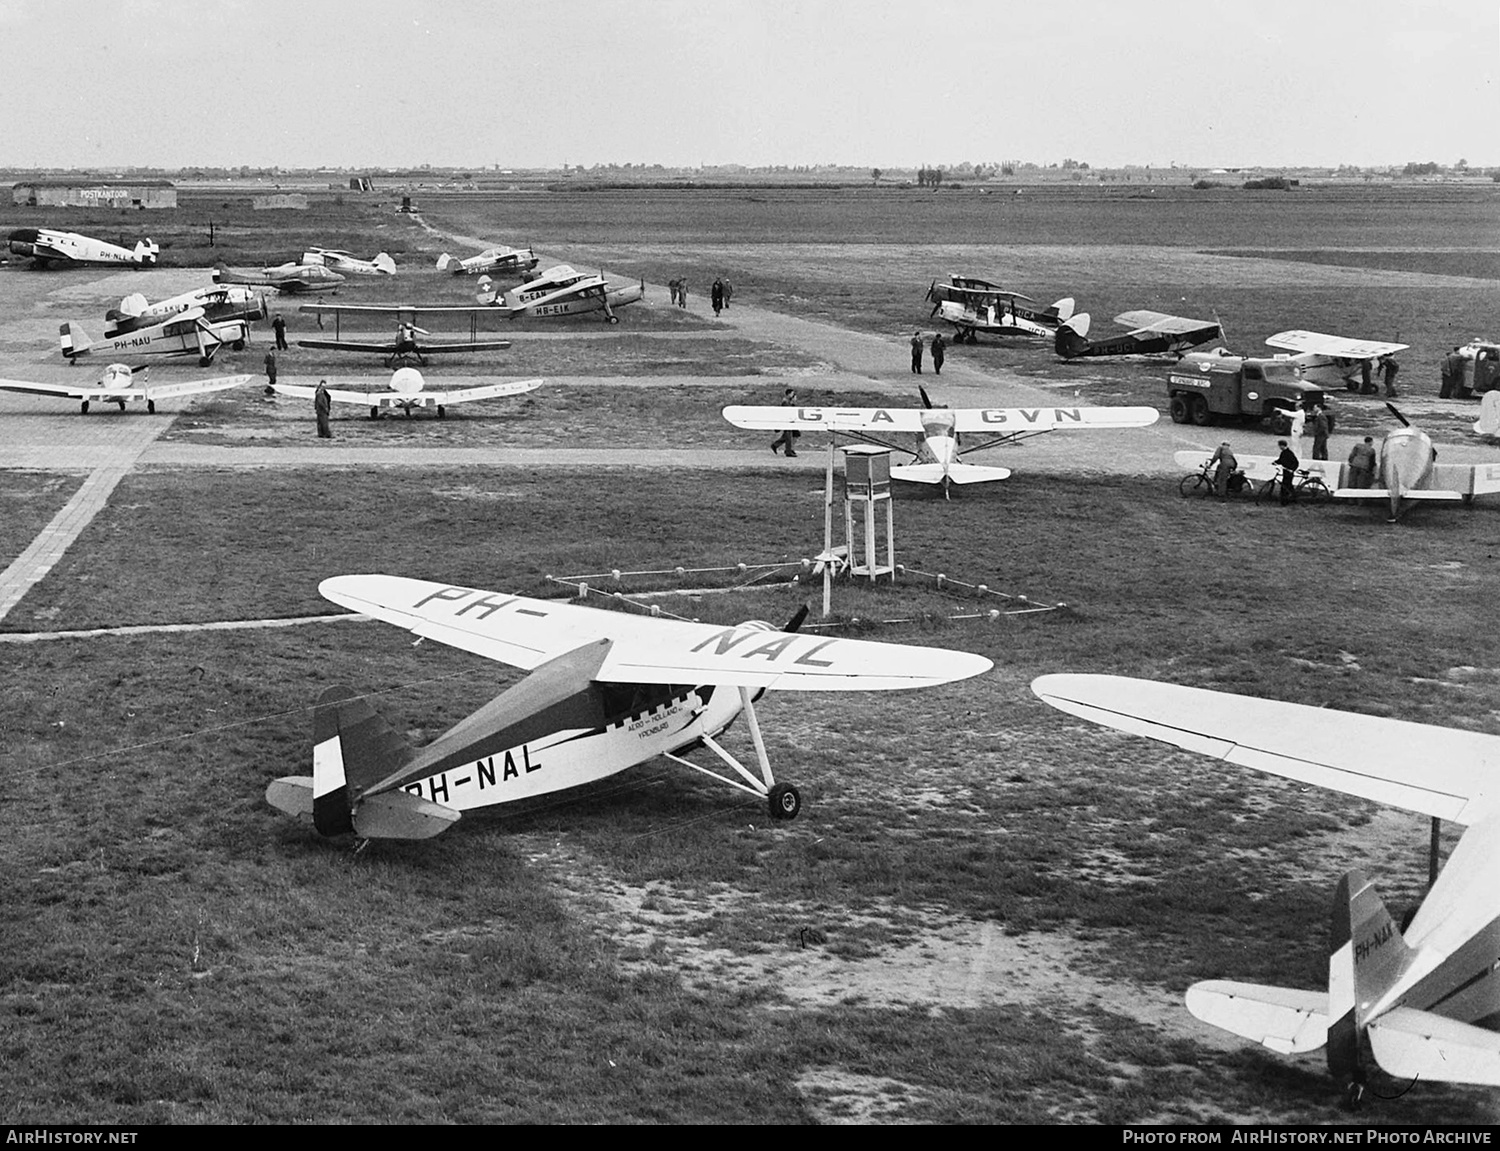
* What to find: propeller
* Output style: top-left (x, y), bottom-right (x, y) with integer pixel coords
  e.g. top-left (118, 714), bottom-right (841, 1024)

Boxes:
top-left (927, 279), bottom-right (941, 317)
top-left (1386, 402), bottom-right (1411, 428)
top-left (919, 384), bottom-right (934, 409)
top-left (783, 604), bottom-right (809, 634)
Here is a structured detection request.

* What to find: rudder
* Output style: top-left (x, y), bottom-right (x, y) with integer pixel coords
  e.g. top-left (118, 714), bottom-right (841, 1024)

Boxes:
top-left (1327, 868), bottom-right (1414, 1082)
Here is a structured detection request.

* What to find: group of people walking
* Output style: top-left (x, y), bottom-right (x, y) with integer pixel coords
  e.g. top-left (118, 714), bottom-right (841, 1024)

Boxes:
top-left (669, 277), bottom-right (734, 311)
top-left (909, 331), bottom-right (946, 374)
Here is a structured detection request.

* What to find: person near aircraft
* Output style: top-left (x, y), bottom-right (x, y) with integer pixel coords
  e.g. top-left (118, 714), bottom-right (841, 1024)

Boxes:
top-left (1274, 439), bottom-right (1299, 505)
top-left (770, 386), bottom-right (799, 457)
top-left (711, 278), bottom-right (724, 316)
top-left (678, 280), bottom-right (688, 309)
top-left (272, 313), bottom-right (288, 350)
top-left (1380, 354), bottom-right (1400, 397)
top-left (910, 332), bottom-right (924, 374)
top-left (1347, 436), bottom-right (1377, 488)
top-left (1360, 357), bottom-right (1375, 394)
top-left (930, 332), bottom-right (946, 375)
top-left (314, 379), bottom-right (332, 439)
top-left (264, 349), bottom-right (277, 388)
top-left (668, 278), bottom-right (682, 307)
top-left (1209, 441), bottom-right (1238, 498)
top-left (1310, 405), bottom-right (1331, 461)
top-left (722, 279), bottom-right (733, 309)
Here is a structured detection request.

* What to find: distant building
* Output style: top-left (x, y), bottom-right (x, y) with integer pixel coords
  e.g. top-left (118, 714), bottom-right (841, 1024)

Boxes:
top-left (11, 179), bottom-right (177, 209)
top-left (253, 193), bottom-right (309, 210)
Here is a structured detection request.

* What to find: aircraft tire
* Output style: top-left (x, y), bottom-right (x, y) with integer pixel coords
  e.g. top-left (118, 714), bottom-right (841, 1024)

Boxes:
top-left (118, 399), bottom-right (127, 411)
top-left (199, 356), bottom-right (213, 367)
top-left (232, 340), bottom-right (246, 351)
top-left (768, 783), bottom-right (801, 821)
top-left (1189, 395), bottom-right (1213, 426)
top-left (607, 316), bottom-right (620, 325)
top-left (370, 406), bottom-right (379, 420)
top-left (437, 405), bottom-right (446, 419)
top-left (1169, 395), bottom-right (1190, 424)
top-left (80, 401), bottom-right (89, 414)
top-left (148, 400), bottom-right (155, 414)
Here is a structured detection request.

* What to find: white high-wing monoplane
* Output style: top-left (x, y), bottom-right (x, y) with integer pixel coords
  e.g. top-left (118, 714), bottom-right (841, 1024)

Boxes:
top-left (269, 368), bottom-right (540, 420)
top-left (61, 310), bottom-right (250, 367)
top-left (475, 264), bottom-right (645, 322)
top-left (1263, 330), bottom-right (1410, 391)
top-left (0, 362), bottom-right (249, 414)
top-left (301, 248), bottom-right (397, 276)
top-left (436, 245), bottom-right (539, 276)
top-left (724, 392), bottom-right (1160, 497)
top-left (265, 575), bottom-right (994, 838)
top-left (6, 228), bottom-right (159, 268)
top-left (104, 285), bottom-right (268, 338)
top-left (1031, 672), bottom-right (1500, 1104)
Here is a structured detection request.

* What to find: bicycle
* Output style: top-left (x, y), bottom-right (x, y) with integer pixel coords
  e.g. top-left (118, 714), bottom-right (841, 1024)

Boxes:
top-left (1179, 459), bottom-right (1249, 498)
top-left (1257, 467), bottom-right (1334, 505)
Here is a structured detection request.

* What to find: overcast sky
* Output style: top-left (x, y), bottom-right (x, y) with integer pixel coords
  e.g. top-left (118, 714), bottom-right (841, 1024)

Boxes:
top-left (2, 0), bottom-right (1495, 170)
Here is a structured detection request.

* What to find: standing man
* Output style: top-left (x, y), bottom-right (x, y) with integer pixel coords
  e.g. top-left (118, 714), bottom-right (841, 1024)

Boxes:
top-left (1274, 439), bottom-right (1299, 505)
top-left (314, 379), bottom-right (333, 439)
top-left (1380, 354), bottom-right (1400, 397)
top-left (1310, 404), bottom-right (1331, 460)
top-left (272, 312), bottom-right (288, 351)
top-left (711, 278), bottom-right (724, 317)
top-left (263, 349), bottom-right (278, 389)
top-left (1208, 441), bottom-right (1238, 498)
top-left (722, 278), bottom-right (733, 309)
top-left (1347, 436), bottom-right (1377, 489)
top-left (771, 386), bottom-right (799, 458)
top-left (930, 331), bottom-right (946, 375)
top-left (1440, 348), bottom-right (1457, 398)
top-left (1360, 357), bottom-right (1375, 394)
top-left (910, 332), bottom-right (924, 374)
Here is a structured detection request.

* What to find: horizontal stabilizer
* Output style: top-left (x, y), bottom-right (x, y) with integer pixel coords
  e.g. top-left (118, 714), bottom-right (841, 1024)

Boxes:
top-left (1332, 488), bottom-right (1463, 502)
top-left (1370, 1007), bottom-right (1500, 1086)
top-left (352, 789), bottom-right (460, 839)
top-left (1186, 980), bottom-right (1328, 1054)
top-left (892, 462), bottom-right (1011, 485)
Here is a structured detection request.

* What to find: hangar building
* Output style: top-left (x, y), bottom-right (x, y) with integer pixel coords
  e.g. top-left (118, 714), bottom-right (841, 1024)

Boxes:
top-left (11, 180), bottom-right (177, 209)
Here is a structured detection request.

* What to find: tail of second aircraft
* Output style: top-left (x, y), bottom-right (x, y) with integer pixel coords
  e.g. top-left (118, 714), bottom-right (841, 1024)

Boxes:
top-left (264, 686), bottom-right (459, 840)
top-left (133, 239), bottom-right (159, 266)
top-left (59, 322), bottom-right (92, 359)
top-left (1054, 314), bottom-right (1091, 358)
top-left (435, 253), bottom-right (456, 272)
top-left (1326, 869), bottom-right (1414, 1084)
top-left (371, 252), bottom-right (396, 275)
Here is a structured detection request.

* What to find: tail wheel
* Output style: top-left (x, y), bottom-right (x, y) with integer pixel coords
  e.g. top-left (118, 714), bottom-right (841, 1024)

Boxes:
top-left (1169, 395), bottom-right (1190, 424)
top-left (768, 783), bottom-right (801, 821)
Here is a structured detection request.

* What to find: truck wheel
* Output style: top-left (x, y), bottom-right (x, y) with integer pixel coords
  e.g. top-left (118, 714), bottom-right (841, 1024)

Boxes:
top-left (1190, 396), bottom-right (1213, 426)
top-left (1169, 395), bottom-right (1190, 424)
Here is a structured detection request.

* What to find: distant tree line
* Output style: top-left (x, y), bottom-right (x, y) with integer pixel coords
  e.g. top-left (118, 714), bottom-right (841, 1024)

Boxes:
top-left (916, 167), bottom-right (945, 188)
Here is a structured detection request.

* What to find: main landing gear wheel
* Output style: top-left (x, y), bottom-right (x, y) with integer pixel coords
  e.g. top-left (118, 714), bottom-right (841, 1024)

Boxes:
top-left (147, 400), bottom-right (155, 414)
top-left (607, 315), bottom-right (620, 325)
top-left (436, 405), bottom-right (446, 419)
top-left (370, 406), bottom-right (380, 420)
top-left (117, 399), bottom-right (127, 411)
top-left (80, 400), bottom-right (89, 414)
top-left (232, 339), bottom-right (246, 351)
top-left (768, 783), bottom-right (801, 821)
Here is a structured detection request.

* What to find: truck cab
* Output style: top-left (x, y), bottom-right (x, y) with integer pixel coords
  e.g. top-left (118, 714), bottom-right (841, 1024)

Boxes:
top-left (1169, 353), bottom-right (1326, 433)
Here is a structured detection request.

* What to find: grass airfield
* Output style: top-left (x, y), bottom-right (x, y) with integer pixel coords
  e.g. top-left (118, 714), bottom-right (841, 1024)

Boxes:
top-left (2, 185), bottom-right (1500, 1124)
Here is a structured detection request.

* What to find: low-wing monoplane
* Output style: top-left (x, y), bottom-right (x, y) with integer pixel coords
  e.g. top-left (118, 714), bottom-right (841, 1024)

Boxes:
top-left (723, 393), bottom-right (1160, 497)
top-left (213, 262), bottom-right (345, 294)
top-left (7, 228), bottom-right (159, 268)
top-left (475, 264), bottom-right (645, 323)
top-left (301, 248), bottom-right (397, 276)
top-left (61, 310), bottom-right (249, 367)
top-left (0, 362), bottom-right (249, 414)
top-left (294, 303), bottom-right (514, 367)
top-left (1332, 405), bottom-right (1500, 520)
top-left (1263, 330), bottom-right (1410, 391)
top-left (265, 575), bottom-right (994, 839)
top-left (1055, 310), bottom-right (1222, 359)
top-left (926, 276), bottom-right (1076, 343)
top-left (269, 368), bottom-right (540, 419)
top-left (437, 245), bottom-right (539, 276)
top-left (1031, 672), bottom-right (1500, 1103)
top-left (104, 285), bottom-right (268, 338)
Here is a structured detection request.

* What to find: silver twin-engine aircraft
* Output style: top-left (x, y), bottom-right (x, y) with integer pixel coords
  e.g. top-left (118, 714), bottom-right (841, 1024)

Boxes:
top-left (7, 228), bottom-right (159, 268)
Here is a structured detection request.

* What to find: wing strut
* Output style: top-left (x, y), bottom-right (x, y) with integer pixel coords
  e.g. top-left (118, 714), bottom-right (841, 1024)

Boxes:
top-left (661, 688), bottom-right (802, 820)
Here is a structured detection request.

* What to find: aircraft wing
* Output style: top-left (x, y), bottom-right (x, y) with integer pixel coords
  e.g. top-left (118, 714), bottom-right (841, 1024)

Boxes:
top-left (953, 406), bottom-right (1160, 433)
top-left (1029, 673), bottom-right (1496, 824)
top-left (145, 375), bottom-right (250, 399)
top-left (1172, 450), bottom-right (1340, 485)
top-left (271, 383), bottom-right (383, 406)
top-left (1114, 310), bottom-right (1220, 337)
top-left (296, 339), bottom-right (400, 354)
top-left (410, 340), bottom-right (514, 355)
top-left (322, 574), bottom-right (993, 691)
top-left (1266, 331), bottom-right (1410, 359)
top-left (722, 405), bottom-right (927, 433)
top-left (0, 378), bottom-right (140, 401)
top-left (421, 378), bottom-right (541, 404)
top-left (296, 304), bottom-right (502, 319)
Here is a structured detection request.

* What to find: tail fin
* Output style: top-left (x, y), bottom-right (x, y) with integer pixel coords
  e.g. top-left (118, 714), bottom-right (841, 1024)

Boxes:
top-left (134, 240), bottom-right (159, 266)
top-left (372, 252), bottom-right (396, 275)
top-left (1054, 314), bottom-right (1091, 358)
top-left (117, 292), bottom-right (149, 319)
top-left (1050, 297), bottom-right (1076, 323)
top-left (436, 253), bottom-right (455, 272)
top-left (1327, 869), bottom-right (1415, 1081)
top-left (59, 322), bottom-right (91, 359)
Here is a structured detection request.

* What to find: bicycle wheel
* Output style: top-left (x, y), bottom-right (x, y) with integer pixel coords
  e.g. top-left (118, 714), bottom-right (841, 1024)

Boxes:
top-left (1298, 478), bottom-right (1333, 504)
top-left (1257, 478), bottom-right (1281, 503)
top-left (1179, 472), bottom-right (1210, 497)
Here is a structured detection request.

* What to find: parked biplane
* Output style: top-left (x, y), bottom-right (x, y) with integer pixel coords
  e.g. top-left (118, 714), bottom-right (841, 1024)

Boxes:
top-left (0, 362), bottom-right (248, 414)
top-left (1031, 672), bottom-right (1500, 1104)
top-left (475, 264), bottom-right (645, 322)
top-left (1263, 330), bottom-right (1410, 391)
top-left (7, 228), bottom-right (158, 268)
top-left (213, 262), bottom-right (345, 294)
top-left (437, 245), bottom-right (539, 276)
top-left (1055, 310), bottom-right (1222, 359)
top-left (269, 367), bottom-right (540, 420)
top-left (723, 391), bottom-right (1159, 498)
top-left (265, 574), bottom-right (994, 839)
top-left (926, 276), bottom-right (1076, 343)
top-left (295, 303), bottom-right (514, 366)
top-left (104, 285), bottom-right (267, 338)
top-left (60, 310), bottom-right (249, 366)
top-left (1332, 404), bottom-right (1500, 520)
top-left (301, 248), bottom-right (397, 276)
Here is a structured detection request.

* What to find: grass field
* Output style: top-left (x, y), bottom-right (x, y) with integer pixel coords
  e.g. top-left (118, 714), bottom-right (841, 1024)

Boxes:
top-left (3, 185), bottom-right (1499, 1124)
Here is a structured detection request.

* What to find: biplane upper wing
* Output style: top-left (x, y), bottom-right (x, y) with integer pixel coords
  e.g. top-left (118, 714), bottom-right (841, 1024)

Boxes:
top-left (722, 405), bottom-right (928, 433)
top-left (1115, 310), bottom-right (1221, 338)
top-left (1029, 673), bottom-right (1493, 824)
top-left (322, 575), bottom-right (993, 691)
top-left (1265, 331), bottom-right (1409, 359)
